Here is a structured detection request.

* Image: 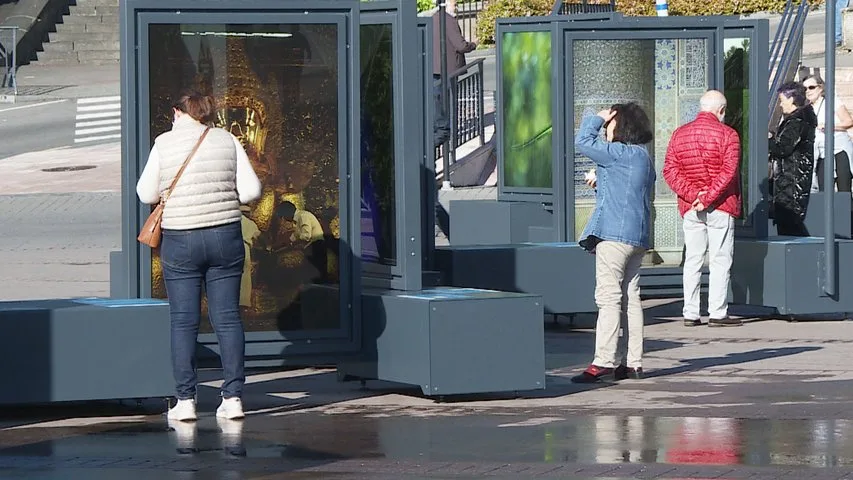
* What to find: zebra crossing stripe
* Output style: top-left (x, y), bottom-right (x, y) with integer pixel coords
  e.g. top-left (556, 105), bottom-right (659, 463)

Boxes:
top-left (75, 96), bottom-right (121, 144)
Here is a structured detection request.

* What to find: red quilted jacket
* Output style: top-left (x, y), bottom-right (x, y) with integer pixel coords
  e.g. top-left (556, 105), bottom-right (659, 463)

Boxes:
top-left (663, 112), bottom-right (742, 218)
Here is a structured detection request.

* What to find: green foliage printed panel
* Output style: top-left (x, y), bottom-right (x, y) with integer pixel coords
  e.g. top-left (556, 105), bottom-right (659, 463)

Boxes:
top-left (724, 37), bottom-right (750, 220)
top-left (501, 30), bottom-right (553, 189)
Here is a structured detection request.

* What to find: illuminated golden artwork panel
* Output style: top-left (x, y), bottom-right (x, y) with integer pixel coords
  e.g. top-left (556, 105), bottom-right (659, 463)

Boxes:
top-left (148, 24), bottom-right (342, 333)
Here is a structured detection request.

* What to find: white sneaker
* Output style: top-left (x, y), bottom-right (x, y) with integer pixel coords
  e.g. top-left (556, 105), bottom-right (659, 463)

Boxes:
top-left (167, 398), bottom-right (197, 422)
top-left (167, 418), bottom-right (198, 452)
top-left (216, 397), bottom-right (245, 420)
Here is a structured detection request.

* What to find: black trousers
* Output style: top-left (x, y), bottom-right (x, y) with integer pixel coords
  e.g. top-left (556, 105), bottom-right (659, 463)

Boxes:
top-left (816, 151), bottom-right (853, 192)
top-left (773, 207), bottom-right (809, 236)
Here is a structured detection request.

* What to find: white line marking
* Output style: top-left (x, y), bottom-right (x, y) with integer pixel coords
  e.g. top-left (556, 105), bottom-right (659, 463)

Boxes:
top-left (74, 133), bottom-right (121, 143)
top-left (76, 111), bottom-right (121, 120)
top-left (75, 125), bottom-right (121, 135)
top-left (0, 99), bottom-right (68, 113)
top-left (75, 118), bottom-right (121, 128)
top-left (77, 96), bottom-right (121, 104)
top-left (77, 103), bottom-right (121, 112)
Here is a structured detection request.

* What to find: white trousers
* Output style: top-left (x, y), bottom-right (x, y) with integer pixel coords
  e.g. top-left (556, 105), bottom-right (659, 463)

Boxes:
top-left (592, 241), bottom-right (646, 368)
top-left (682, 209), bottom-right (734, 320)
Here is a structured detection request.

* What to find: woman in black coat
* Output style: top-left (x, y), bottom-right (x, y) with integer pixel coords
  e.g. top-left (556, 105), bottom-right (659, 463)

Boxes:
top-left (770, 82), bottom-right (818, 236)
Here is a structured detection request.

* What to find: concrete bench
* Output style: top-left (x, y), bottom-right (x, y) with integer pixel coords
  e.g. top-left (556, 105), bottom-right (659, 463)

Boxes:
top-left (0, 298), bottom-right (173, 405)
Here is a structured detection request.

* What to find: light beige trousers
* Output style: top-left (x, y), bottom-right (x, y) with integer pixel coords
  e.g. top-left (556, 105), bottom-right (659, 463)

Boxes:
top-left (592, 241), bottom-right (646, 369)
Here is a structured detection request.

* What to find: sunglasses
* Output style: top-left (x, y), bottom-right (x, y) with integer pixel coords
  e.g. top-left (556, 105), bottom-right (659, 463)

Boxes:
top-left (805, 85), bottom-right (821, 90)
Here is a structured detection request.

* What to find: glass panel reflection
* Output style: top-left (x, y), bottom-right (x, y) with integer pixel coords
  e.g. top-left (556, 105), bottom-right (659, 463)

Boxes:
top-left (572, 38), bottom-right (710, 265)
top-left (724, 36), bottom-right (750, 221)
top-left (148, 23), bottom-right (342, 332)
top-left (501, 30), bottom-right (553, 189)
top-left (360, 24), bottom-right (397, 266)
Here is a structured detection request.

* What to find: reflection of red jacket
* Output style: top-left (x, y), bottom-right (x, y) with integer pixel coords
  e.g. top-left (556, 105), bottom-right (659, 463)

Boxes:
top-left (666, 419), bottom-right (739, 465)
top-left (663, 112), bottom-right (742, 218)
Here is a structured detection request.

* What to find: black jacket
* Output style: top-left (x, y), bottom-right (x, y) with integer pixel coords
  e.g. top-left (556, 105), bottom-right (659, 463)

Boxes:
top-left (769, 105), bottom-right (818, 220)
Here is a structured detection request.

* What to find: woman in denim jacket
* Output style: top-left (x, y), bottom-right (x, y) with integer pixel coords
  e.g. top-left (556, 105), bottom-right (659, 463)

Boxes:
top-left (571, 103), bottom-right (655, 383)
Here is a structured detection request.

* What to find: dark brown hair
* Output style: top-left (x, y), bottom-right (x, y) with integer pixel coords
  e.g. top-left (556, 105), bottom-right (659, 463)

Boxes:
top-left (172, 89), bottom-right (216, 122)
top-left (610, 102), bottom-right (653, 145)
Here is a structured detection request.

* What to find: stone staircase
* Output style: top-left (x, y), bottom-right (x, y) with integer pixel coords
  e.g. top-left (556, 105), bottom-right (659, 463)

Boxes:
top-left (835, 68), bottom-right (853, 113)
top-left (37, 0), bottom-right (119, 65)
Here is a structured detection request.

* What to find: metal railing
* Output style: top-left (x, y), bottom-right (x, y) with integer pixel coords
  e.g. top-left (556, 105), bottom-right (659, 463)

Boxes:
top-left (768, 0), bottom-right (808, 128)
top-left (448, 58), bottom-right (486, 149)
top-left (435, 57), bottom-right (487, 173)
top-left (551, 0), bottom-right (616, 15)
top-left (455, 0), bottom-right (488, 44)
top-left (0, 26), bottom-right (18, 94)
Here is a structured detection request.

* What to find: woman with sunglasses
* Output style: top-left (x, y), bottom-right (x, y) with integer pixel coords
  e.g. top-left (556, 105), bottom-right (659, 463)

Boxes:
top-left (802, 75), bottom-right (853, 192)
top-left (769, 82), bottom-right (818, 236)
top-left (571, 103), bottom-right (655, 383)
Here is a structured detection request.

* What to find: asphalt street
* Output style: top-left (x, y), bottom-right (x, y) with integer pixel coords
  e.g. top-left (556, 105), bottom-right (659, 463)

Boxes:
top-left (0, 99), bottom-right (75, 159)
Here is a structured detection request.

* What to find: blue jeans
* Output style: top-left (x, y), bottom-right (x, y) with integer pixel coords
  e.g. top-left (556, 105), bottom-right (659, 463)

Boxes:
top-left (161, 221), bottom-right (245, 400)
top-left (838, 0), bottom-right (849, 45)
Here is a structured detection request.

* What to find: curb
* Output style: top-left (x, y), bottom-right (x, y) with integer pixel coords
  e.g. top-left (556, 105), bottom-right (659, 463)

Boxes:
top-left (468, 47), bottom-right (495, 58)
top-left (0, 89), bottom-right (121, 103)
top-left (1, 94), bottom-right (72, 103)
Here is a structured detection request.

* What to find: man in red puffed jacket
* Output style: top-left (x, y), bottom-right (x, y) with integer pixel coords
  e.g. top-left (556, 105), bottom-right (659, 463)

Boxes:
top-left (663, 90), bottom-right (742, 328)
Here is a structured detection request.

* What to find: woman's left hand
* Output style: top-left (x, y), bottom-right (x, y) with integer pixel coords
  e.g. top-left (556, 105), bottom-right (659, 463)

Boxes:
top-left (597, 109), bottom-right (617, 123)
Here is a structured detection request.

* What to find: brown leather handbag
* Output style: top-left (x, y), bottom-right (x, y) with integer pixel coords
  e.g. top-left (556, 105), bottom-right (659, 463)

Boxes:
top-left (137, 127), bottom-right (211, 248)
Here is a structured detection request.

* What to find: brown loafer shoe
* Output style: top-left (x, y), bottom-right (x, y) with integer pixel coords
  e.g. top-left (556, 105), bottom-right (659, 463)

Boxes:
top-left (615, 365), bottom-right (644, 380)
top-left (709, 317), bottom-right (743, 327)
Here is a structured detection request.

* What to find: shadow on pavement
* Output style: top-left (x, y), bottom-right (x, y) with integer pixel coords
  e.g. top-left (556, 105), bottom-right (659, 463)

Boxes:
top-left (645, 346), bottom-right (822, 379)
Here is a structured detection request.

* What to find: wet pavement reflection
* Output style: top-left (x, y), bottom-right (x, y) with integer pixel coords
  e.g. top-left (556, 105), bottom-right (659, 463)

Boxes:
top-left (3, 412), bottom-right (853, 478)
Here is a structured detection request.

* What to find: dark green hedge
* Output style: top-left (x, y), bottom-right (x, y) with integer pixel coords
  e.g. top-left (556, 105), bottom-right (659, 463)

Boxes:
top-left (477, 0), bottom-right (825, 44)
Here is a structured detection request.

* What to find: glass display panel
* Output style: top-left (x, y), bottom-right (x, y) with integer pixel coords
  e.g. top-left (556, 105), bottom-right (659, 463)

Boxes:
top-left (359, 23), bottom-right (397, 266)
top-left (500, 30), bottom-right (553, 190)
top-left (724, 36), bottom-right (750, 222)
top-left (572, 38), bottom-right (710, 265)
top-left (147, 23), bottom-right (342, 333)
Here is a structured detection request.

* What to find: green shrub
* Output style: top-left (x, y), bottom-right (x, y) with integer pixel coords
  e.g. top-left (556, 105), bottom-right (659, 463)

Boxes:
top-left (617, 0), bottom-right (824, 16)
top-left (417, 0), bottom-right (435, 12)
top-left (476, 0), bottom-right (553, 45)
top-left (477, 0), bottom-right (826, 44)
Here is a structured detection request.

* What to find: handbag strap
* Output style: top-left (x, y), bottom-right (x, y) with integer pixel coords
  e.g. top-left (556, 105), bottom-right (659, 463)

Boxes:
top-left (162, 127), bottom-right (211, 204)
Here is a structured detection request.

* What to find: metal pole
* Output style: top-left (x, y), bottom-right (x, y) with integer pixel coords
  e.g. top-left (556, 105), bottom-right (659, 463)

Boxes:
top-left (11, 27), bottom-right (16, 93)
top-left (824, 0), bottom-right (837, 297)
top-left (477, 61), bottom-right (485, 146)
top-left (439, 1), bottom-right (451, 190)
top-left (769, 0), bottom-right (793, 71)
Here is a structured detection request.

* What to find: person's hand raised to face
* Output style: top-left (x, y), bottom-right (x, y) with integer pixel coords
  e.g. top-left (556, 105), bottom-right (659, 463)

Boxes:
top-left (597, 109), bottom-right (617, 123)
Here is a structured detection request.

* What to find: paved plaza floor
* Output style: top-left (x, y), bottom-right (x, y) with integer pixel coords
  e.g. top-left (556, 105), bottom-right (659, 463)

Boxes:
top-left (0, 301), bottom-right (853, 479)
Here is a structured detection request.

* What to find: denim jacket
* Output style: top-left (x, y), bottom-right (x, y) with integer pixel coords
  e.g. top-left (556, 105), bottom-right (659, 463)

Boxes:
top-left (575, 115), bottom-right (655, 250)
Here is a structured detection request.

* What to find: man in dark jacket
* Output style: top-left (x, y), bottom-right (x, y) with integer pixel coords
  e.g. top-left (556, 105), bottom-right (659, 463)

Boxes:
top-left (663, 90), bottom-right (742, 328)
top-left (431, 0), bottom-right (476, 148)
top-left (432, 0), bottom-right (477, 78)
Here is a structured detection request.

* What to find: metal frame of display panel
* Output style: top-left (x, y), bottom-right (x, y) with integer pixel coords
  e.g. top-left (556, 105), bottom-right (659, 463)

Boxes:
top-left (417, 15), bottom-right (436, 271)
top-left (495, 14), bottom-right (617, 203)
top-left (120, 0), bottom-right (363, 357)
top-left (358, 1), bottom-right (423, 291)
top-left (555, 21), bottom-right (723, 242)
top-left (723, 19), bottom-right (770, 238)
top-left (495, 21), bottom-right (557, 203)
